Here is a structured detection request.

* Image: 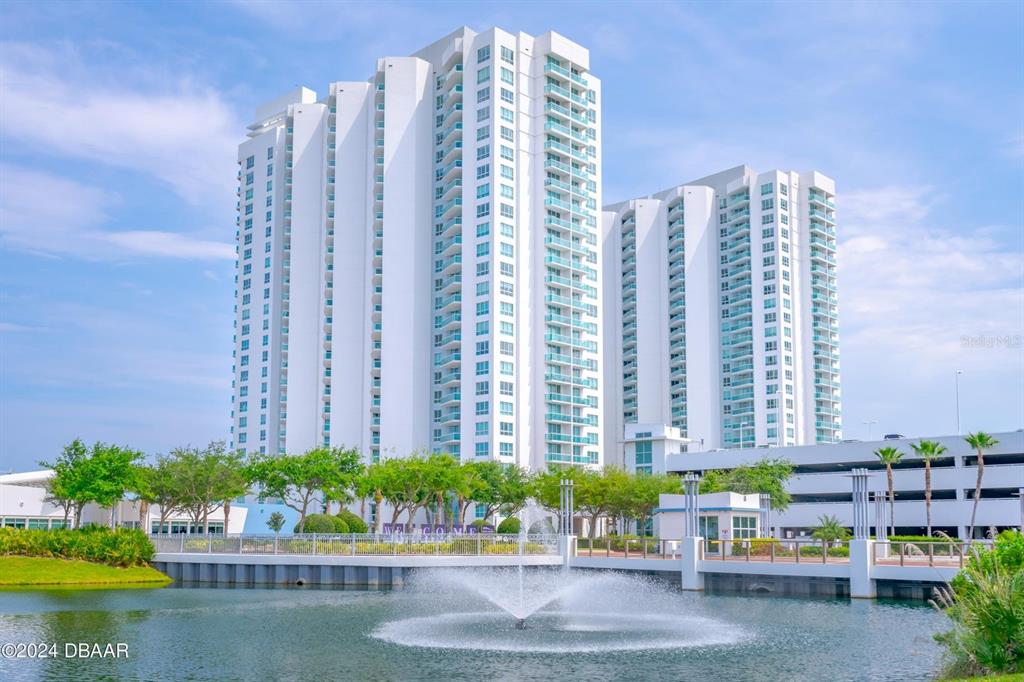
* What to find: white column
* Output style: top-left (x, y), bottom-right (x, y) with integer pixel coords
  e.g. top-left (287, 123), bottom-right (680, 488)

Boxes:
top-left (849, 539), bottom-right (875, 598)
top-left (680, 537), bottom-right (704, 591)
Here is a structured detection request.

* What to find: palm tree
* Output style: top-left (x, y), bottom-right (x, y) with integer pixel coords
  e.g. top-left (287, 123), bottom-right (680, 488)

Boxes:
top-left (910, 440), bottom-right (947, 538)
top-left (811, 514), bottom-right (851, 543)
top-left (964, 432), bottom-right (999, 541)
top-left (874, 446), bottom-right (904, 537)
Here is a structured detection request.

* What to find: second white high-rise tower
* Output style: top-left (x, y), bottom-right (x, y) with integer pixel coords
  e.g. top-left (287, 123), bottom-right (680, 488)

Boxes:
top-left (230, 27), bottom-right (604, 471)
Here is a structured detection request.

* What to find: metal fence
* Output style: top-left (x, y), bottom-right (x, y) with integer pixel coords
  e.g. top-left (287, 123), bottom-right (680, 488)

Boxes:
top-left (575, 537), bottom-right (854, 563)
top-left (871, 540), bottom-right (993, 567)
top-left (151, 533), bottom-right (558, 557)
top-left (709, 538), bottom-right (851, 564)
top-left (575, 537), bottom-right (679, 559)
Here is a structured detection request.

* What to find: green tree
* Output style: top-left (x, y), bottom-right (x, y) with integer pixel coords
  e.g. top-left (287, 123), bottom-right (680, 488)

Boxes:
top-left (556, 467), bottom-right (630, 540)
top-left (452, 461), bottom-right (485, 527)
top-left (873, 446), bottom-right (904, 537)
top-left (910, 440), bottom-right (947, 537)
top-left (41, 440), bottom-right (144, 529)
top-left (964, 432), bottom-right (999, 541)
top-left (133, 457), bottom-right (188, 534)
top-left (699, 457), bottom-right (794, 510)
top-left (355, 461), bottom-right (388, 533)
top-left (473, 461), bottom-right (531, 522)
top-left (88, 444), bottom-right (145, 528)
top-left (613, 472), bottom-right (682, 537)
top-left (167, 443), bottom-right (249, 534)
top-left (41, 439), bottom-right (91, 528)
top-left (421, 452), bottom-right (459, 527)
top-left (267, 511), bottom-right (286, 534)
top-left (249, 446), bottom-right (361, 533)
top-left (811, 514), bottom-right (851, 542)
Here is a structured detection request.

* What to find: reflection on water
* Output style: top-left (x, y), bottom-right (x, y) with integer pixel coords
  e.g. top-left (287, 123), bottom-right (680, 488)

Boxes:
top-left (0, 573), bottom-right (946, 682)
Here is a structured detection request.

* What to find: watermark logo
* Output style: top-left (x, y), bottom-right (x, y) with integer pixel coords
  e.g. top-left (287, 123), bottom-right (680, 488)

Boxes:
top-left (960, 334), bottom-right (1022, 349)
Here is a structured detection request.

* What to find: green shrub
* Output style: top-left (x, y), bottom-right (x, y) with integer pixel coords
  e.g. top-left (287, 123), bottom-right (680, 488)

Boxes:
top-left (888, 535), bottom-right (960, 543)
top-left (797, 545), bottom-right (850, 558)
top-left (731, 538), bottom-right (782, 556)
top-left (0, 527), bottom-right (154, 567)
top-left (294, 514), bottom-right (344, 534)
top-left (933, 531), bottom-right (1024, 677)
top-left (496, 517), bottom-right (521, 534)
top-left (336, 510), bottom-right (368, 534)
top-left (470, 519), bottom-right (490, 530)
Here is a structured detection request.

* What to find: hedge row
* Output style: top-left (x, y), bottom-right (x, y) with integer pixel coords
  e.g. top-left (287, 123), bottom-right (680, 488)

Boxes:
top-left (0, 527), bottom-right (155, 567)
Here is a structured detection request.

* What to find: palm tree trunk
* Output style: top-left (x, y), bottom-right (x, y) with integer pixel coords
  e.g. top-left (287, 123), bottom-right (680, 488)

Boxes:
top-left (924, 461), bottom-right (932, 537)
top-left (887, 465), bottom-right (895, 538)
top-left (223, 500), bottom-right (231, 535)
top-left (968, 450), bottom-right (984, 541)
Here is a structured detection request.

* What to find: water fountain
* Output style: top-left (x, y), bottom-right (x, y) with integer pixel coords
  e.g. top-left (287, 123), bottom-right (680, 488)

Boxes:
top-left (372, 506), bottom-right (747, 653)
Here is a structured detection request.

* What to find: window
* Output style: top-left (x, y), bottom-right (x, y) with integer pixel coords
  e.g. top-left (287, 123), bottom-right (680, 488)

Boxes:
top-left (476, 222), bottom-right (491, 237)
top-left (760, 182), bottom-right (773, 195)
top-left (477, 87), bottom-right (490, 103)
top-left (500, 165), bottom-right (514, 180)
top-left (501, 45), bottom-right (514, 63)
top-left (500, 67), bottom-right (514, 84)
top-left (499, 381), bottom-right (513, 396)
top-left (475, 361), bottom-right (489, 375)
top-left (476, 184), bottom-right (490, 199)
top-left (499, 401), bottom-right (513, 415)
top-left (500, 107), bottom-right (514, 122)
top-left (500, 145), bottom-right (514, 161)
top-left (477, 145), bottom-right (490, 160)
top-left (476, 442), bottom-right (490, 457)
top-left (499, 442), bottom-right (513, 456)
top-left (500, 88), bottom-right (514, 103)
top-left (477, 126), bottom-right (490, 141)
top-left (477, 165), bottom-right (490, 179)
top-left (477, 45), bottom-right (491, 62)
top-left (733, 516), bottom-right (757, 539)
top-left (500, 126), bottom-right (514, 142)
top-left (477, 106), bottom-right (490, 122)
top-left (477, 66), bottom-right (490, 83)
top-left (500, 361), bottom-right (513, 375)
top-left (477, 202), bottom-right (490, 218)
top-left (500, 421), bottom-right (513, 436)
top-left (476, 422), bottom-right (489, 436)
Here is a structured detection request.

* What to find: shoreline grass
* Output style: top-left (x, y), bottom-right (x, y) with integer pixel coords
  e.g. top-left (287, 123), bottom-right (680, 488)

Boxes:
top-left (0, 556), bottom-right (171, 587)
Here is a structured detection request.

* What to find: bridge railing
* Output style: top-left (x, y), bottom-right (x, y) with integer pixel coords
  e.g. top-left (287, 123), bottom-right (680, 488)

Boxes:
top-left (871, 540), bottom-right (993, 567)
top-left (574, 537), bottom-right (854, 563)
top-left (151, 533), bottom-right (559, 557)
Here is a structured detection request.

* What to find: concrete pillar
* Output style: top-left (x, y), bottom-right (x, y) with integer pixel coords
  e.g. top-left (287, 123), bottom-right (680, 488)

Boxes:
top-left (849, 539), bottom-right (875, 599)
top-left (680, 537), bottom-right (704, 591)
top-left (560, 535), bottom-right (576, 572)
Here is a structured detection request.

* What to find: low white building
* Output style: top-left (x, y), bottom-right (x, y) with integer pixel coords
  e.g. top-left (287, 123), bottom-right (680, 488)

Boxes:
top-left (656, 491), bottom-right (762, 549)
top-left (0, 471), bottom-right (247, 534)
top-left (664, 430), bottom-right (1024, 540)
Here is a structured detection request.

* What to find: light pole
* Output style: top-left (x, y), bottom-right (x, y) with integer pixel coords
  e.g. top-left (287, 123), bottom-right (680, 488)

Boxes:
top-left (954, 370), bottom-right (963, 434)
top-left (863, 420), bottom-right (877, 441)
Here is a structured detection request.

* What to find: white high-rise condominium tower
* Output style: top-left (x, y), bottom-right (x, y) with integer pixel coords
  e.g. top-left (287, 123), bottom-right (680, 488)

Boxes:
top-left (230, 27), bottom-right (603, 471)
top-left (602, 165), bottom-right (840, 462)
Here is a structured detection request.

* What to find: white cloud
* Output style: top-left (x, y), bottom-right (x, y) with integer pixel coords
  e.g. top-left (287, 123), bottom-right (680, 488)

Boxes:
top-left (0, 42), bottom-right (241, 206)
top-left (837, 185), bottom-right (1024, 435)
top-left (0, 164), bottom-right (234, 260)
top-left (106, 231), bottom-right (234, 260)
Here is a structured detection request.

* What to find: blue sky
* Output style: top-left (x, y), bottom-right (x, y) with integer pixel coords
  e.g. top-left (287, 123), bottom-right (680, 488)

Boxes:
top-left (1, 1), bottom-right (1022, 472)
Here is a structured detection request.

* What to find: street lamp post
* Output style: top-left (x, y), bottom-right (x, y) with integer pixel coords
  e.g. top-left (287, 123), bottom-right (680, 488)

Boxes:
top-left (863, 420), bottom-right (877, 441)
top-left (955, 370), bottom-right (963, 434)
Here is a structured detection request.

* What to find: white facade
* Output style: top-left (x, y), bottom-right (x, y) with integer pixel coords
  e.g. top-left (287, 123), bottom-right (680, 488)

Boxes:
top-left (664, 431), bottom-right (1024, 540)
top-left (0, 471), bottom-right (248, 534)
top-left (603, 165), bottom-right (840, 463)
top-left (230, 27), bottom-right (603, 471)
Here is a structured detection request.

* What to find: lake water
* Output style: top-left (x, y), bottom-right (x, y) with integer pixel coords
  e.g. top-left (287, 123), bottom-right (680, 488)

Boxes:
top-left (0, 571), bottom-right (948, 681)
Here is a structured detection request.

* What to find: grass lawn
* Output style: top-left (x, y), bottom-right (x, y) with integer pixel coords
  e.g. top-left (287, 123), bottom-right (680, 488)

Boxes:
top-left (0, 556), bottom-right (171, 587)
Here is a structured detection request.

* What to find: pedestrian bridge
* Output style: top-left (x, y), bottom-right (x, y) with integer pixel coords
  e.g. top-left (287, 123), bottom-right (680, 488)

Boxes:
top-left (151, 534), bottom-right (977, 599)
